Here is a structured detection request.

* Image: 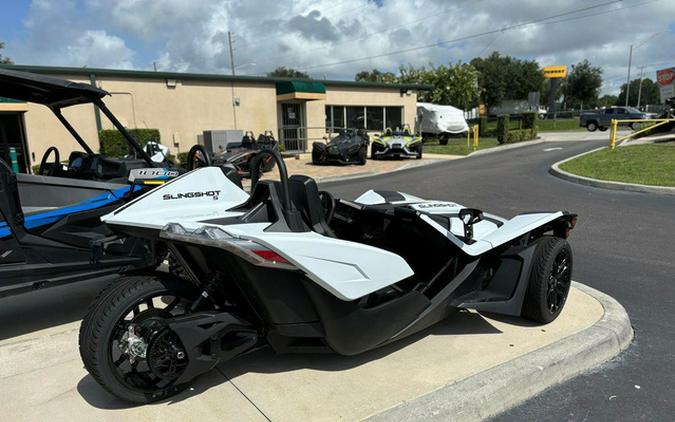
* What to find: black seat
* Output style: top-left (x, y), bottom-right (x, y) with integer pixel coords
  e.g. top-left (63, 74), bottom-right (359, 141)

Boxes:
top-left (0, 157), bottom-right (24, 228)
top-left (288, 175), bottom-right (336, 237)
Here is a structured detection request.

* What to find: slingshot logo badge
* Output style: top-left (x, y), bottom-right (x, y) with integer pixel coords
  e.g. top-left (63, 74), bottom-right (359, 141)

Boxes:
top-left (162, 190), bottom-right (221, 201)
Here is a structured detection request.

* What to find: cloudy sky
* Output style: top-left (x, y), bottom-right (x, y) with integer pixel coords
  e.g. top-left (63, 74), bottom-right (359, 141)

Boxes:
top-left (1, 0), bottom-right (674, 95)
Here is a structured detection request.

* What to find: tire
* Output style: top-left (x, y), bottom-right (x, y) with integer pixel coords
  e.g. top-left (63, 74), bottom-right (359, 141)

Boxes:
top-left (416, 144), bottom-right (423, 159)
top-left (599, 126), bottom-right (608, 132)
top-left (357, 146), bottom-right (367, 165)
top-left (630, 122), bottom-right (641, 131)
top-left (586, 121), bottom-right (598, 132)
top-left (79, 273), bottom-right (201, 404)
top-left (521, 236), bottom-right (573, 324)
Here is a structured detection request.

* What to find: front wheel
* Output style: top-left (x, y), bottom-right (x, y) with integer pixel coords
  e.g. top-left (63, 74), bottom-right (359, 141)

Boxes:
top-left (416, 144), bottom-right (423, 159)
top-left (356, 146), bottom-right (367, 165)
top-left (79, 274), bottom-right (203, 403)
top-left (586, 121), bottom-right (598, 132)
top-left (521, 236), bottom-right (573, 324)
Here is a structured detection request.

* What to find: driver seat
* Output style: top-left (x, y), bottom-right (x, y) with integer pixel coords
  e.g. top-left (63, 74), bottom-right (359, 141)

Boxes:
top-left (288, 175), bottom-right (336, 238)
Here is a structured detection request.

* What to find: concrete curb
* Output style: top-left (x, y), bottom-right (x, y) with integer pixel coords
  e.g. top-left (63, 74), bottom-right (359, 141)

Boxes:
top-left (549, 147), bottom-right (675, 195)
top-left (366, 282), bottom-right (633, 422)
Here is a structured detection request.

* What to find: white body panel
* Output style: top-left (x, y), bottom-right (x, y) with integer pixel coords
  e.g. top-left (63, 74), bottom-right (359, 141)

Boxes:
top-left (222, 224), bottom-right (414, 301)
top-left (102, 167), bottom-right (249, 230)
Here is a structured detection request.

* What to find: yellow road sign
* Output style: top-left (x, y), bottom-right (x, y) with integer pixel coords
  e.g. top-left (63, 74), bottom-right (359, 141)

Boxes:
top-left (544, 66), bottom-right (567, 78)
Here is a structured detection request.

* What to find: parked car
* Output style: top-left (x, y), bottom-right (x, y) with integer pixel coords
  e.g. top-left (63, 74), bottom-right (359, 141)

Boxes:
top-left (312, 128), bottom-right (369, 165)
top-left (0, 68), bottom-right (177, 297)
top-left (416, 102), bottom-right (468, 144)
top-left (579, 107), bottom-right (659, 132)
top-left (184, 131), bottom-right (278, 178)
top-left (371, 125), bottom-right (423, 159)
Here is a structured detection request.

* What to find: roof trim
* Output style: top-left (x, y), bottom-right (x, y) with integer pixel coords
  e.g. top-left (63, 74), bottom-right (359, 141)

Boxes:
top-left (0, 64), bottom-right (433, 91)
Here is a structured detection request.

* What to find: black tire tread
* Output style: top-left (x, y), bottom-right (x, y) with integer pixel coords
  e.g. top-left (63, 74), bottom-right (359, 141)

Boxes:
top-left (79, 273), bottom-right (196, 403)
top-left (521, 236), bottom-right (572, 323)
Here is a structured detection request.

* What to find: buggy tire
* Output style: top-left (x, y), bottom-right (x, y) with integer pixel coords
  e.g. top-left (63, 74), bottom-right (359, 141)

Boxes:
top-left (79, 273), bottom-right (199, 404)
top-left (521, 236), bottom-right (573, 324)
top-left (357, 146), bottom-right (367, 165)
top-left (416, 144), bottom-right (423, 159)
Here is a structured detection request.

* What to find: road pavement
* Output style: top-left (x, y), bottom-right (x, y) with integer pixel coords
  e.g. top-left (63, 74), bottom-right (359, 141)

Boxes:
top-left (323, 138), bottom-right (675, 421)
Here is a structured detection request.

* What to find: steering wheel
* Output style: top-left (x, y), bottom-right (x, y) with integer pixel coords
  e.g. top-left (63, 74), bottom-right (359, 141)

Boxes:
top-left (38, 146), bottom-right (60, 176)
top-left (186, 144), bottom-right (212, 170)
top-left (318, 190), bottom-right (336, 224)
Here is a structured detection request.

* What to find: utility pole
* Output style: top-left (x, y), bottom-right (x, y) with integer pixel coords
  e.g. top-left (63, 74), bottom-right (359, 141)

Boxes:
top-left (637, 65), bottom-right (645, 109)
top-left (227, 31), bottom-right (237, 129)
top-left (625, 44), bottom-right (633, 107)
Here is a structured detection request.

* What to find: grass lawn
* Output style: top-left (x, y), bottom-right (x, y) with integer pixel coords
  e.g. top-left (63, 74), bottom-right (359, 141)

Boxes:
top-left (559, 144), bottom-right (675, 187)
top-left (424, 137), bottom-right (500, 156)
top-left (537, 118), bottom-right (582, 132)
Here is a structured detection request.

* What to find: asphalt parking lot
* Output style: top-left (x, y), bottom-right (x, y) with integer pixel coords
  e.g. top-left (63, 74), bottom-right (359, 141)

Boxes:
top-left (325, 137), bottom-right (675, 421)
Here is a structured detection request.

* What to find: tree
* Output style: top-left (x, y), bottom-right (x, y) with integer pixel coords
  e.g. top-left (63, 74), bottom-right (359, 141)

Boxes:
top-left (470, 52), bottom-right (544, 107)
top-left (563, 60), bottom-right (603, 109)
top-left (355, 69), bottom-right (397, 83)
top-left (267, 66), bottom-right (310, 79)
top-left (0, 42), bottom-right (12, 64)
top-left (618, 78), bottom-right (660, 107)
top-left (597, 94), bottom-right (618, 108)
top-left (395, 62), bottom-right (480, 109)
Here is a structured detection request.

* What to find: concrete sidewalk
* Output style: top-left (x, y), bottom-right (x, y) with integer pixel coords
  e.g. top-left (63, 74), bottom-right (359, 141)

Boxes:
top-left (0, 283), bottom-right (630, 422)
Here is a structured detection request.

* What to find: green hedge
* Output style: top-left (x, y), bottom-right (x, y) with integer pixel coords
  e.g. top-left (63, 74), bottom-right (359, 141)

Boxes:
top-left (521, 112), bottom-right (537, 130)
top-left (478, 116), bottom-right (488, 137)
top-left (99, 128), bottom-right (161, 157)
top-left (497, 115), bottom-right (510, 144)
top-left (506, 128), bottom-right (537, 143)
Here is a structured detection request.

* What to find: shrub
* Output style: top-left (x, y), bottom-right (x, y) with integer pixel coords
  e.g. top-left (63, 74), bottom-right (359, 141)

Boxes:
top-left (176, 151), bottom-right (189, 166)
top-left (99, 128), bottom-right (161, 157)
top-left (497, 115), bottom-right (510, 144)
top-left (478, 116), bottom-right (488, 137)
top-left (506, 128), bottom-right (537, 143)
top-left (522, 112), bottom-right (537, 130)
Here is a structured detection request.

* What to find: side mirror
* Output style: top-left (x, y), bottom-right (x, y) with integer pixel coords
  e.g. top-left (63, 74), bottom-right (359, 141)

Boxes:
top-left (458, 208), bottom-right (483, 242)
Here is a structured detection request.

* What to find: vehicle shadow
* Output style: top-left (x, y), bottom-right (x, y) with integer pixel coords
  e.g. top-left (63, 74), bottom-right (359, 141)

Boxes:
top-left (0, 276), bottom-right (114, 340)
top-left (76, 309), bottom-right (503, 409)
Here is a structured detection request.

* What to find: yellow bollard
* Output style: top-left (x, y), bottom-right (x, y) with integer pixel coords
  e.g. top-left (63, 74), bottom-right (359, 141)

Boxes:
top-left (473, 125), bottom-right (479, 151)
top-left (609, 119), bottom-right (618, 150)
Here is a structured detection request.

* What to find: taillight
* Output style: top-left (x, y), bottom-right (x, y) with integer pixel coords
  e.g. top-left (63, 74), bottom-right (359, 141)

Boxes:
top-left (251, 249), bottom-right (289, 264)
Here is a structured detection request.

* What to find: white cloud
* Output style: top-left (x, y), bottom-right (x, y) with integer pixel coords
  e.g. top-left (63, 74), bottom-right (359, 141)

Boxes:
top-left (6, 0), bottom-right (675, 95)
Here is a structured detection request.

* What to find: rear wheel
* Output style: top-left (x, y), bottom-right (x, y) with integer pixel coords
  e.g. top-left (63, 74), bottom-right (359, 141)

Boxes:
top-left (79, 274), bottom-right (202, 403)
top-left (586, 121), bottom-right (598, 132)
top-left (357, 146), bottom-right (367, 165)
top-left (521, 237), bottom-right (572, 324)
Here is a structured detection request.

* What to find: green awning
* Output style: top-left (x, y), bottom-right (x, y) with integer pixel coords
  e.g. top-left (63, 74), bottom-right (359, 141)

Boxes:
top-left (0, 96), bottom-right (25, 103)
top-left (276, 80), bottom-right (326, 101)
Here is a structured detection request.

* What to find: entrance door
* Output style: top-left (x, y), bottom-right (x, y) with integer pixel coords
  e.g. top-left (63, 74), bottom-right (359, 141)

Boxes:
top-left (0, 113), bottom-right (29, 173)
top-left (280, 102), bottom-right (306, 152)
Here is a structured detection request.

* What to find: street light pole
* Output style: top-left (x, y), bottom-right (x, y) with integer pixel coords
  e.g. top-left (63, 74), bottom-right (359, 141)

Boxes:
top-left (637, 65), bottom-right (645, 109)
top-left (625, 44), bottom-right (633, 107)
top-left (227, 31), bottom-right (237, 129)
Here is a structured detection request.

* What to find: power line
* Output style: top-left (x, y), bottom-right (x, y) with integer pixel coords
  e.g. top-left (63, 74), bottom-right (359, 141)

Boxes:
top-left (295, 0), bottom-right (629, 72)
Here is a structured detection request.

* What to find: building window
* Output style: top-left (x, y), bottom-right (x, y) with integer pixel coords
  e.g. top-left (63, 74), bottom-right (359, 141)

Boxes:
top-left (325, 105), bottom-right (403, 132)
top-left (347, 106), bottom-right (365, 129)
top-left (385, 106), bottom-right (403, 130)
top-left (366, 107), bottom-right (384, 131)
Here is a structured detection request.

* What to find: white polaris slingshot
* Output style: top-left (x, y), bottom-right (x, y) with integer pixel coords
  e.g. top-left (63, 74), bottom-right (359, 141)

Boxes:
top-left (80, 150), bottom-right (577, 403)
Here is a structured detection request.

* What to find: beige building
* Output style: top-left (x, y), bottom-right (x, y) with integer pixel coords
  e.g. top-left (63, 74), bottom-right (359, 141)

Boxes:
top-left (0, 65), bottom-right (429, 172)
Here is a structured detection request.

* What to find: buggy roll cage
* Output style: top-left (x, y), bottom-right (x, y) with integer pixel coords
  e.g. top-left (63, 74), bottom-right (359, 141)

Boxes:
top-left (0, 67), bottom-right (156, 167)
